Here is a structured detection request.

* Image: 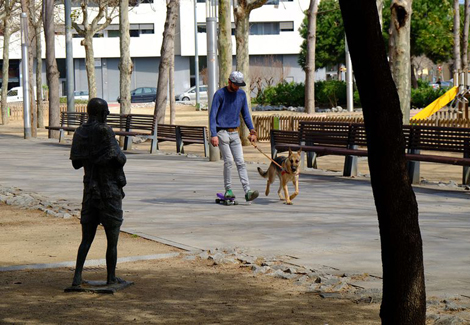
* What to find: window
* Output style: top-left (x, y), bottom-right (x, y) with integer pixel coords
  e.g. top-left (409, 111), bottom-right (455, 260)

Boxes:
top-left (197, 23), bottom-right (235, 35)
top-left (7, 89), bottom-right (18, 96)
top-left (108, 30), bottom-right (120, 38)
top-left (197, 24), bottom-right (207, 33)
top-left (280, 21), bottom-right (294, 32)
top-left (250, 22), bottom-right (280, 35)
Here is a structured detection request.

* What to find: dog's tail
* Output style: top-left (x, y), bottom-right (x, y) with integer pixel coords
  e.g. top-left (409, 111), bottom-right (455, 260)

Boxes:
top-left (257, 167), bottom-right (268, 178)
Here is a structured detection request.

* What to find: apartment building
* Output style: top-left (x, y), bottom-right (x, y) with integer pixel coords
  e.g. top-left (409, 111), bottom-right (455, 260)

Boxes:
top-left (1, 0), bottom-right (313, 102)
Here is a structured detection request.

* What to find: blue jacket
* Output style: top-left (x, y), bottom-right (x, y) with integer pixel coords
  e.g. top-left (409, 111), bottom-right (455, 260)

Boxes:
top-left (209, 87), bottom-right (254, 137)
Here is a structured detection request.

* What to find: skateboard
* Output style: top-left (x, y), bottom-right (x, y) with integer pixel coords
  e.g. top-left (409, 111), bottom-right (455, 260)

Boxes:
top-left (215, 193), bottom-right (238, 206)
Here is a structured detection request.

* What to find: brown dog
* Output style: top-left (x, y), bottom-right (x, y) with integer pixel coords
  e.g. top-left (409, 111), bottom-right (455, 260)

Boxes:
top-left (257, 148), bottom-right (301, 205)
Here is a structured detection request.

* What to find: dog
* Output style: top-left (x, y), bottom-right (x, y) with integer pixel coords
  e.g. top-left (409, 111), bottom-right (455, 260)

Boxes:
top-left (257, 148), bottom-right (301, 205)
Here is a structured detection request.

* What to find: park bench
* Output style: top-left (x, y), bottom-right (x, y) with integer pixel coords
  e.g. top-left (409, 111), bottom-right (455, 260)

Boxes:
top-left (271, 121), bottom-right (470, 185)
top-left (176, 125), bottom-right (209, 157)
top-left (271, 122), bottom-right (367, 176)
top-left (45, 112), bottom-right (87, 143)
top-left (46, 112), bottom-right (208, 156)
top-left (404, 124), bottom-right (470, 184)
top-left (110, 114), bottom-right (158, 153)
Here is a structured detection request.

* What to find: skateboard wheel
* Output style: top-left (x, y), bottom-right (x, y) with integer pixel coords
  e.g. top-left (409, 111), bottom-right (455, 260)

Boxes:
top-left (223, 200), bottom-right (229, 205)
top-left (215, 199), bottom-right (220, 203)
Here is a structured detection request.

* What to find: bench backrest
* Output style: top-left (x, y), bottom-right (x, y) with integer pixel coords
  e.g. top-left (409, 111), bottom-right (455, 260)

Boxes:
top-left (271, 129), bottom-right (300, 145)
top-left (177, 125), bottom-right (208, 143)
top-left (405, 124), bottom-right (470, 153)
top-left (124, 114), bottom-right (157, 132)
top-left (299, 121), bottom-right (367, 147)
top-left (107, 114), bottom-right (128, 129)
top-left (60, 112), bottom-right (87, 127)
top-left (158, 124), bottom-right (178, 139)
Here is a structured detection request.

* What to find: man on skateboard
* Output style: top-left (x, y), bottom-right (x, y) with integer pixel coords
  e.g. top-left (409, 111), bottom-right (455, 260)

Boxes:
top-left (209, 71), bottom-right (259, 202)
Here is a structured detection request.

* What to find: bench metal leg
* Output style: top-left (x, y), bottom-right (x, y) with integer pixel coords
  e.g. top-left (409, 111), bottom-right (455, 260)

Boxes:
top-left (203, 140), bottom-right (209, 157)
top-left (123, 136), bottom-right (132, 151)
top-left (407, 149), bottom-right (420, 184)
top-left (175, 127), bottom-right (183, 154)
top-left (307, 152), bottom-right (317, 169)
top-left (150, 138), bottom-right (158, 154)
top-left (463, 152), bottom-right (470, 185)
top-left (343, 145), bottom-right (358, 177)
top-left (59, 129), bottom-right (65, 143)
top-left (343, 156), bottom-right (358, 176)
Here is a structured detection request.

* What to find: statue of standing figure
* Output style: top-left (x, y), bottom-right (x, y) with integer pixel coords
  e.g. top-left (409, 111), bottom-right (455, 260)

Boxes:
top-left (69, 98), bottom-right (127, 287)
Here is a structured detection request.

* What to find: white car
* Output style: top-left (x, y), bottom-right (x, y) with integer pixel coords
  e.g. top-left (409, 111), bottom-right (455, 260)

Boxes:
top-left (74, 90), bottom-right (89, 100)
top-left (176, 85), bottom-right (208, 101)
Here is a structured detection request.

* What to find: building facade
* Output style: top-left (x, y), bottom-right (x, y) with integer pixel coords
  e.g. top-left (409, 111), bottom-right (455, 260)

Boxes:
top-left (1, 0), bottom-right (319, 103)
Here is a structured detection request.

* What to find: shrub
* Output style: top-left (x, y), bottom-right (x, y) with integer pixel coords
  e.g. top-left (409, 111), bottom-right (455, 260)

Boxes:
top-left (315, 80), bottom-right (346, 108)
top-left (411, 82), bottom-right (447, 109)
top-left (258, 81), bottom-right (305, 107)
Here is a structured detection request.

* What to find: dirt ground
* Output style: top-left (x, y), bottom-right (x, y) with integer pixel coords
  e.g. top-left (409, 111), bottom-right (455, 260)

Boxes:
top-left (0, 203), bottom-right (381, 324)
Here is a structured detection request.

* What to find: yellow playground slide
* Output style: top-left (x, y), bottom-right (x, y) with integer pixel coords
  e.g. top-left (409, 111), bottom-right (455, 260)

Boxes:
top-left (413, 86), bottom-right (459, 120)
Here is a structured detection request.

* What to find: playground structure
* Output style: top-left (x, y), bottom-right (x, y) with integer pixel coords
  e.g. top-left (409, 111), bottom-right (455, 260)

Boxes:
top-left (415, 71), bottom-right (470, 120)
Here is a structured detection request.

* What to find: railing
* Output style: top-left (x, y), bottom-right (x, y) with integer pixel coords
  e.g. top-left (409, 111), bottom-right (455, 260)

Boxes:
top-left (6, 102), bottom-right (88, 121)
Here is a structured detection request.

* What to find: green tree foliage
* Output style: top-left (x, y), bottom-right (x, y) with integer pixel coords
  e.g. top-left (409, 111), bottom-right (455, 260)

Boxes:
top-left (299, 0), bottom-right (454, 70)
top-left (383, 0), bottom-right (453, 64)
top-left (298, 0), bottom-right (344, 70)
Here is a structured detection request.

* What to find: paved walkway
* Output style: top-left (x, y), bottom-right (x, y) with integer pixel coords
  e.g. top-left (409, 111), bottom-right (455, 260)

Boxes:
top-left (1, 132), bottom-right (469, 297)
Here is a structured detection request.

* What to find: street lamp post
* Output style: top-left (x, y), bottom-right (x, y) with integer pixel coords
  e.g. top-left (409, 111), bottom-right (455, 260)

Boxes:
top-left (345, 36), bottom-right (353, 113)
top-left (206, 0), bottom-right (219, 161)
top-left (65, 0), bottom-right (75, 112)
top-left (20, 13), bottom-right (31, 139)
top-left (194, 0), bottom-right (200, 110)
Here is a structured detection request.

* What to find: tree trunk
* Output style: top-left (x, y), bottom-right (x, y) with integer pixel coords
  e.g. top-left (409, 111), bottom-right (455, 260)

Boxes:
top-left (338, 0), bottom-right (426, 324)
top-left (388, 0), bottom-right (412, 124)
top-left (377, 0), bottom-right (384, 28)
top-left (83, 36), bottom-right (97, 99)
top-left (72, 1), bottom-right (117, 101)
top-left (36, 34), bottom-right (44, 128)
top-left (154, 0), bottom-right (179, 124)
top-left (305, 0), bottom-right (318, 114)
top-left (454, 0), bottom-right (462, 75)
top-left (43, 0), bottom-right (60, 138)
top-left (1, 4), bottom-right (12, 125)
top-left (234, 12), bottom-right (251, 145)
top-left (233, 0), bottom-right (267, 145)
top-left (119, 0), bottom-right (132, 115)
top-left (218, 0), bottom-right (232, 88)
top-left (411, 62), bottom-right (418, 89)
top-left (170, 53), bottom-right (175, 125)
top-left (462, 0), bottom-right (470, 82)
top-left (27, 0), bottom-right (37, 137)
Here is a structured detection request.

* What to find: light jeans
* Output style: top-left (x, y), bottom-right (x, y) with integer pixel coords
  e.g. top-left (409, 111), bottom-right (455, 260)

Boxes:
top-left (217, 130), bottom-right (251, 194)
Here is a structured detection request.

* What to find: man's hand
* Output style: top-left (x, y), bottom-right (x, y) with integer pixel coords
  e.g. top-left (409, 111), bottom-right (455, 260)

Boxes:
top-left (248, 129), bottom-right (257, 143)
top-left (211, 136), bottom-right (219, 147)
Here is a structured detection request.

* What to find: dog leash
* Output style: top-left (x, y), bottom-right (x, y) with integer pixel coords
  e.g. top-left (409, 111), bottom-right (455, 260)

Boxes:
top-left (249, 139), bottom-right (290, 174)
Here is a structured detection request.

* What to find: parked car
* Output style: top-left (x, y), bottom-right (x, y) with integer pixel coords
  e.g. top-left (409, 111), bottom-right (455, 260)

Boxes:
top-left (176, 85), bottom-right (208, 101)
top-left (430, 80), bottom-right (453, 90)
top-left (117, 87), bottom-right (157, 103)
top-left (6, 86), bottom-right (37, 103)
top-left (73, 90), bottom-right (89, 100)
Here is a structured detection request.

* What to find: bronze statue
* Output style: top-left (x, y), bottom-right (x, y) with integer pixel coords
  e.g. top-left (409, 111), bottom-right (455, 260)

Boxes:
top-left (70, 98), bottom-right (127, 287)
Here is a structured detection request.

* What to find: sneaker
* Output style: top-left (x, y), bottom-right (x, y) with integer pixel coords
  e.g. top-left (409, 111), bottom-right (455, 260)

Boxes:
top-left (245, 190), bottom-right (259, 202)
top-left (224, 189), bottom-right (235, 198)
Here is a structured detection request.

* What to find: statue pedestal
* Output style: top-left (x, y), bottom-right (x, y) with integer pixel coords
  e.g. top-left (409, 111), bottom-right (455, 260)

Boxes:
top-left (64, 280), bottom-right (134, 294)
